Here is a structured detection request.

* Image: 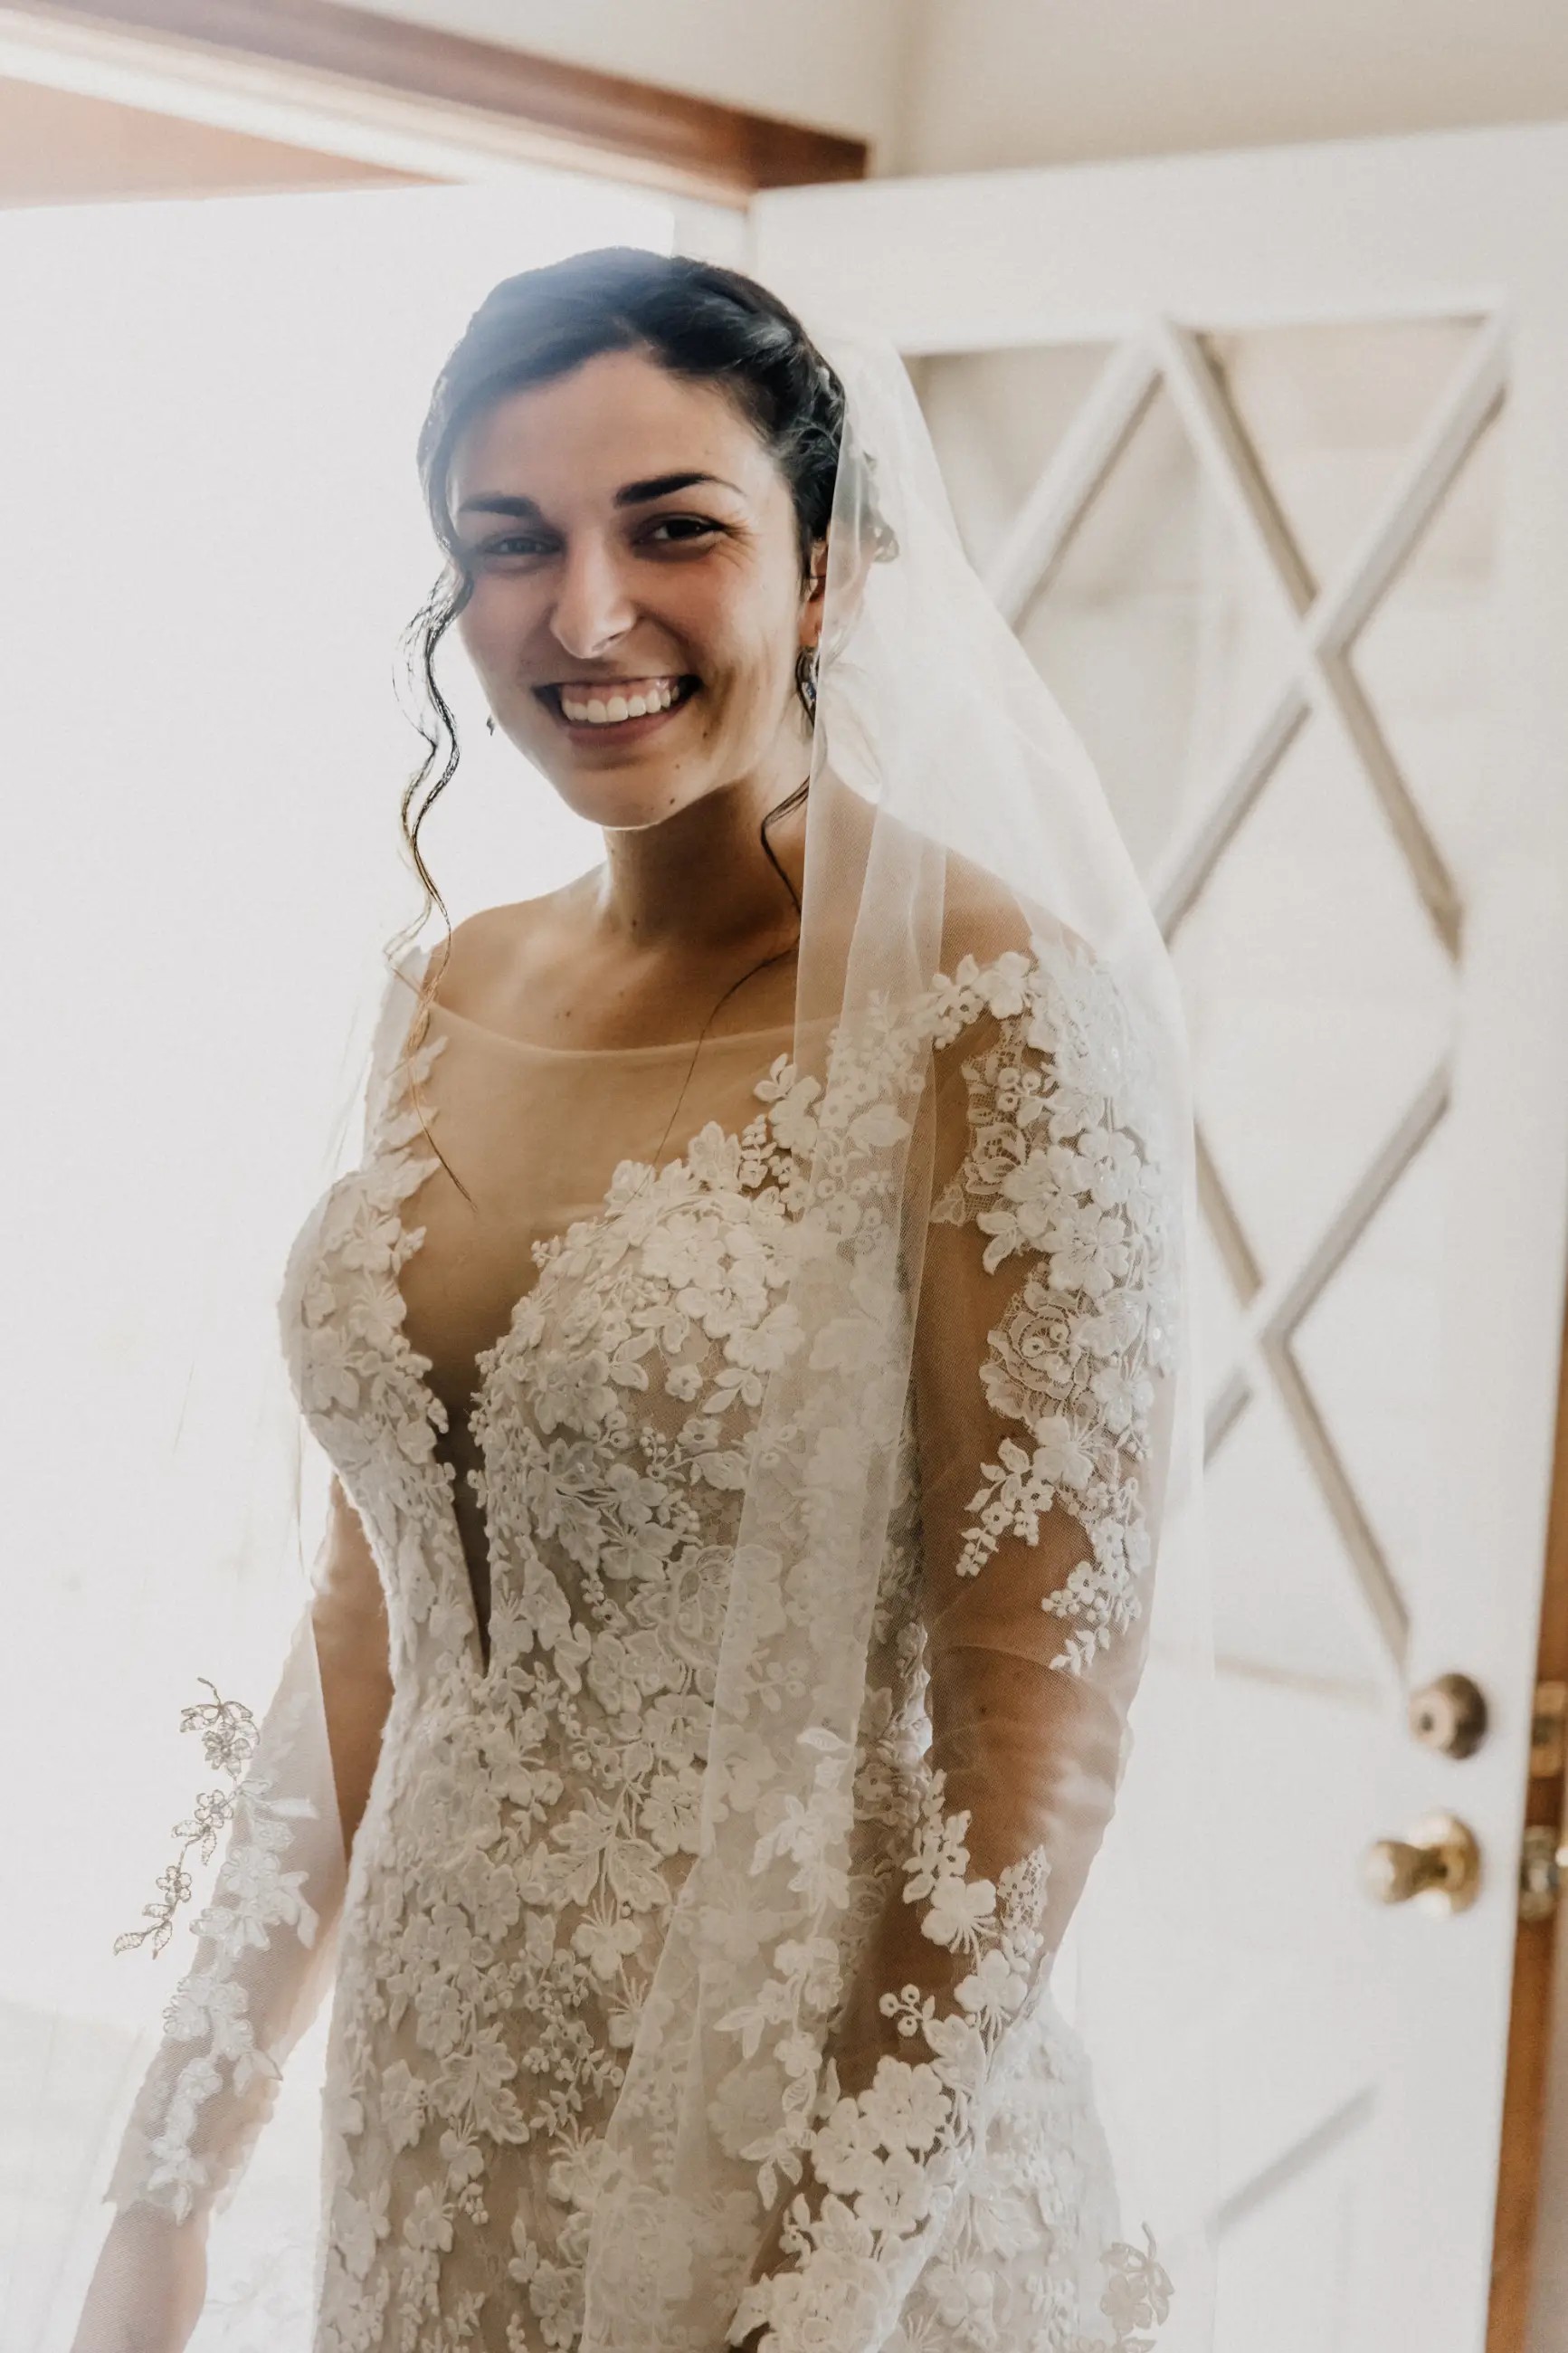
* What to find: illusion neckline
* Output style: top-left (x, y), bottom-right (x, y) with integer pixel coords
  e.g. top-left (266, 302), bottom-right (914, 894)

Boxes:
top-left (402, 939), bottom-right (804, 1062)
top-left (427, 994), bottom-right (801, 1062)
top-left (377, 1017), bottom-right (806, 1682)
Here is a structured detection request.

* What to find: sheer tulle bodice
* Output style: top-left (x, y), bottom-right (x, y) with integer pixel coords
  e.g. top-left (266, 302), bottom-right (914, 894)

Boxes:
top-left (383, 995), bottom-right (803, 1680)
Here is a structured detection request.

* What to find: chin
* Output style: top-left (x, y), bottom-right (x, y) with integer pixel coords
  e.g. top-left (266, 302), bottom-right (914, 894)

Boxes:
top-left (548, 765), bottom-right (706, 833)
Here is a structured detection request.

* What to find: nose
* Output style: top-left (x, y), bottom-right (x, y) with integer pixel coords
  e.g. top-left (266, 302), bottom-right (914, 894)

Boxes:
top-left (549, 534), bottom-right (635, 662)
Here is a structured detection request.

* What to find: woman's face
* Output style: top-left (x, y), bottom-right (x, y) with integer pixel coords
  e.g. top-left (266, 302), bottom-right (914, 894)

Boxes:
top-left (449, 347), bottom-right (822, 831)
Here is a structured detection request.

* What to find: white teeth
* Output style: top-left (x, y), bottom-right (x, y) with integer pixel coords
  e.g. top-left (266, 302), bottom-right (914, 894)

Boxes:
top-left (558, 678), bottom-right (684, 725)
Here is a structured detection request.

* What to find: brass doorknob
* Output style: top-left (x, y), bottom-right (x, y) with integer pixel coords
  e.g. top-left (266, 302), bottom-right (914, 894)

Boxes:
top-left (1408, 1672), bottom-right (1488, 1758)
top-left (1363, 1811), bottom-right (1482, 1915)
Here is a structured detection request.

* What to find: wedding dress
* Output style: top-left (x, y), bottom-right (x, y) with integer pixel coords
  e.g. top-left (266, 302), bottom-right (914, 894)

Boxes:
top-left (67, 319), bottom-right (1212, 2353)
top-left (97, 905), bottom-right (1178, 2353)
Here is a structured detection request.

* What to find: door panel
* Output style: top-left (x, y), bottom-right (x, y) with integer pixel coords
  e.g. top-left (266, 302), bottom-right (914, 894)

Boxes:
top-left (752, 129), bottom-right (1568, 2353)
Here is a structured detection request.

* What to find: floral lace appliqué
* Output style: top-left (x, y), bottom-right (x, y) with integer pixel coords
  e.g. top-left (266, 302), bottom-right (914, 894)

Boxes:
top-left (927, 940), bottom-right (1178, 1674)
top-left (115, 1679), bottom-right (261, 1959)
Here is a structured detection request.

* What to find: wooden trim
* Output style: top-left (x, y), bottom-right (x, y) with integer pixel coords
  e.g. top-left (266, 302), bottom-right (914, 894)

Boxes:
top-left (1487, 1262), bottom-right (1568, 2352)
top-left (0, 0), bottom-right (869, 205)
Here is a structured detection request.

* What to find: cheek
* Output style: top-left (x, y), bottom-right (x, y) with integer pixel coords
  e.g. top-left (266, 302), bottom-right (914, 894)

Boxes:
top-left (454, 602), bottom-right (499, 686)
top-left (459, 579), bottom-right (538, 680)
top-left (694, 586), bottom-right (799, 719)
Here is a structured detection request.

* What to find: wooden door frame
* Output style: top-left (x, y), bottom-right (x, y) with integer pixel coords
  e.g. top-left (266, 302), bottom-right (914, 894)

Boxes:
top-left (751, 119), bottom-right (1568, 2353)
top-left (0, 0), bottom-right (868, 204)
top-left (1489, 1276), bottom-right (1568, 2352)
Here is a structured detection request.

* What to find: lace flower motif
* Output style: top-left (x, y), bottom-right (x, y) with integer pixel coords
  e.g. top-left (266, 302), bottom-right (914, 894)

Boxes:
top-left (929, 937), bottom-right (1178, 1672)
top-left (115, 1679), bottom-right (260, 1959)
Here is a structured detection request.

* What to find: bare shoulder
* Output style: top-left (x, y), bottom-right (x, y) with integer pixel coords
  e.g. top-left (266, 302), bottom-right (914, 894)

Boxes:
top-left (936, 843), bottom-right (1092, 978)
top-left (423, 881), bottom-right (592, 1026)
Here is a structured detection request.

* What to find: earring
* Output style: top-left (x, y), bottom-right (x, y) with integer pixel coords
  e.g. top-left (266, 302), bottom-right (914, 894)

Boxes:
top-left (485, 713), bottom-right (497, 736)
top-left (794, 644), bottom-right (821, 721)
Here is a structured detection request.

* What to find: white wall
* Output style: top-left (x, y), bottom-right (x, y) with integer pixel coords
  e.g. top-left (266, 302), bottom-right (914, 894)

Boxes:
top-left (356, 0), bottom-right (909, 165)
top-left (898, 0), bottom-right (1568, 174)
top-left (0, 77), bottom-right (434, 206)
top-left (345, 1), bottom-right (1568, 186)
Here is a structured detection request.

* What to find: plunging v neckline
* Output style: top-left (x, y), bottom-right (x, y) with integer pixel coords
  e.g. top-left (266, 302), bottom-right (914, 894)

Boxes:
top-left (372, 1042), bottom-right (803, 1685)
top-left (391, 1142), bottom-right (700, 1683)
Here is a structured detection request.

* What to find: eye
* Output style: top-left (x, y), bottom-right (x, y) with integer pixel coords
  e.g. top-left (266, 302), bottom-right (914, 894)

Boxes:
top-left (642, 515), bottom-right (724, 548)
top-left (480, 533), bottom-right (554, 559)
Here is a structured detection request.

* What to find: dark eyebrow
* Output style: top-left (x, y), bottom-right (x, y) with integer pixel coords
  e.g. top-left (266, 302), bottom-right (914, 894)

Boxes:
top-left (455, 471), bottom-right (740, 520)
top-left (613, 471), bottom-right (740, 507)
top-left (455, 493), bottom-right (542, 519)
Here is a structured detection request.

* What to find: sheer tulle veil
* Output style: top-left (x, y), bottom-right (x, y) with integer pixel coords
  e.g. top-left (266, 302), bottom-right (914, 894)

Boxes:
top-left (22, 302), bottom-right (1216, 2352)
top-left (581, 322), bottom-right (1218, 2352)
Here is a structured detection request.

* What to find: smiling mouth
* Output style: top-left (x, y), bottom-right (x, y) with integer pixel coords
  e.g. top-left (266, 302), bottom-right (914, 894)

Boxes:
top-left (535, 674), bottom-right (700, 730)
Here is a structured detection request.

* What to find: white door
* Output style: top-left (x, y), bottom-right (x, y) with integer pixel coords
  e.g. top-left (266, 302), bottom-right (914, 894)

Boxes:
top-left (750, 123), bottom-right (1568, 2353)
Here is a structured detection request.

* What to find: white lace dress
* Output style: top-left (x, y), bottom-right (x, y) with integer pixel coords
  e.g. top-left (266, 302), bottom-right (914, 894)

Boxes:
top-left (139, 929), bottom-right (1176, 2353)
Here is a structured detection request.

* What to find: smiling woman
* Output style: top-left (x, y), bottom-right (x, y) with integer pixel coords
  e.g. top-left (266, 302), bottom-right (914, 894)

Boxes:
top-left (458, 459), bottom-right (742, 742)
top-left (385, 259), bottom-right (856, 1065)
top-left (67, 247), bottom-right (1212, 2353)
top-left (404, 261), bottom-right (841, 908)
top-left (437, 338), bottom-right (821, 927)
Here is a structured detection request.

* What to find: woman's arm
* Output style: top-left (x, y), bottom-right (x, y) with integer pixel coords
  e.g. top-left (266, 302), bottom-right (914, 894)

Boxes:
top-left (311, 1472), bottom-right (394, 1854)
top-left (71, 1476), bottom-right (392, 2351)
top-left (726, 945), bottom-right (1178, 2352)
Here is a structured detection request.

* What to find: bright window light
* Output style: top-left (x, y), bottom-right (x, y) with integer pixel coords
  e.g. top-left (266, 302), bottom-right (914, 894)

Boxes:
top-left (0, 174), bottom-right (675, 2338)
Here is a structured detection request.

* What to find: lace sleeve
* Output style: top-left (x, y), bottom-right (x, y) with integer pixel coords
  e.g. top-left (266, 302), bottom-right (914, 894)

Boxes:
top-left (100, 1590), bottom-right (350, 2228)
top-left (92, 955), bottom-right (422, 2237)
top-left (99, 1471), bottom-right (393, 2232)
top-left (726, 942), bottom-right (1179, 2353)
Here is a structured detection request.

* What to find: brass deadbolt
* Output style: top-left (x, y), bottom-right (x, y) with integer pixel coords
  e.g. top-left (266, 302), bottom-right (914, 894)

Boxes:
top-left (1408, 1672), bottom-right (1488, 1759)
top-left (1363, 1811), bottom-right (1482, 1916)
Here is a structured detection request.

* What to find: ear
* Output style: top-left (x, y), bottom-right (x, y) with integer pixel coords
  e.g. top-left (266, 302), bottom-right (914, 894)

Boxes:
top-left (799, 532), bottom-right (830, 647)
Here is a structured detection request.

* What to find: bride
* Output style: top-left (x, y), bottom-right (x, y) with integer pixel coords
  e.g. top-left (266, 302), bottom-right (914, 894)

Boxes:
top-left (71, 245), bottom-right (1206, 2353)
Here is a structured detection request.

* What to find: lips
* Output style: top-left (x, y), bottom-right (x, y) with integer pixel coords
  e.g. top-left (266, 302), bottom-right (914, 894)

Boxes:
top-left (537, 674), bottom-right (700, 729)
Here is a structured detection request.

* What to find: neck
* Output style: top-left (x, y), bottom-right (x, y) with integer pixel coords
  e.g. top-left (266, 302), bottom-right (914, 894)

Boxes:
top-left (589, 754), bottom-right (810, 955)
